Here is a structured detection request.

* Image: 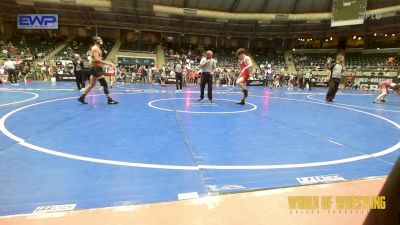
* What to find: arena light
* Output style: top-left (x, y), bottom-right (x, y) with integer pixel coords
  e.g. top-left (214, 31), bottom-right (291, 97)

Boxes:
top-left (358, 37), bottom-right (361, 40)
top-left (385, 34), bottom-right (388, 36)
top-left (392, 34), bottom-right (395, 37)
top-left (330, 37), bottom-right (333, 40)
top-left (374, 33), bottom-right (377, 36)
top-left (325, 39), bottom-right (328, 42)
top-left (353, 35), bottom-right (357, 39)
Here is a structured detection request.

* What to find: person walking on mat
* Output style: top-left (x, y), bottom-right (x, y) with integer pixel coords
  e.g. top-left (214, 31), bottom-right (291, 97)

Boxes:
top-left (326, 55), bottom-right (344, 103)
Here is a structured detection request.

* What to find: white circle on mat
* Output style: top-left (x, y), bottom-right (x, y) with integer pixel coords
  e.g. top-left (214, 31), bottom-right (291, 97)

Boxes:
top-left (148, 98), bottom-right (257, 114)
top-left (0, 91), bottom-right (39, 107)
top-left (0, 93), bottom-right (399, 170)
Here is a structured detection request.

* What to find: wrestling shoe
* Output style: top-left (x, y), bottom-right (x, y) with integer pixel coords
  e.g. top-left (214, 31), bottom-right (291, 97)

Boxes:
top-left (107, 98), bottom-right (119, 104)
top-left (236, 100), bottom-right (245, 105)
top-left (77, 96), bottom-right (88, 104)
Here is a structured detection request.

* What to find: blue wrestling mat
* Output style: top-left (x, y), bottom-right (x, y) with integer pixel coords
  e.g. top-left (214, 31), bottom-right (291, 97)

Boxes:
top-left (0, 82), bottom-right (399, 216)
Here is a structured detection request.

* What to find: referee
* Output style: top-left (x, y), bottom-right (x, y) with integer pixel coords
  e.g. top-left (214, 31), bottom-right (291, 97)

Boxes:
top-left (198, 50), bottom-right (217, 103)
top-left (302, 70), bottom-right (312, 90)
top-left (4, 59), bottom-right (18, 85)
top-left (175, 61), bottom-right (183, 92)
top-left (326, 55), bottom-right (345, 102)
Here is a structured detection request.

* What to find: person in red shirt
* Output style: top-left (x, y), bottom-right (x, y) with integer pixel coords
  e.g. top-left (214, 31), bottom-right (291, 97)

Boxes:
top-left (236, 48), bottom-right (253, 105)
top-left (374, 81), bottom-right (400, 103)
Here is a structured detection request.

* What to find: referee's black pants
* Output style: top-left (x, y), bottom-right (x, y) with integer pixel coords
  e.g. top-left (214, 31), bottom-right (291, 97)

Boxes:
top-left (175, 72), bottom-right (183, 90)
top-left (200, 72), bottom-right (213, 100)
top-left (326, 78), bottom-right (340, 101)
top-left (74, 71), bottom-right (84, 90)
top-left (7, 69), bottom-right (17, 84)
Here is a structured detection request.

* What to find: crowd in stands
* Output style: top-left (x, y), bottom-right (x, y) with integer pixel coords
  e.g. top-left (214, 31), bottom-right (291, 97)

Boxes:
top-left (1, 35), bottom-right (398, 90)
top-left (253, 49), bottom-right (287, 71)
top-left (56, 37), bottom-right (115, 61)
top-left (0, 34), bottom-right (68, 84)
top-left (1, 34), bottom-right (66, 61)
top-left (293, 52), bottom-right (399, 73)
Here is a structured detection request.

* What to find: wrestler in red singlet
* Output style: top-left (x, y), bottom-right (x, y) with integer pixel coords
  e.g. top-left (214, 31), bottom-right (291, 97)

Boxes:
top-left (240, 58), bottom-right (251, 82)
top-left (374, 81), bottom-right (399, 103)
top-left (235, 48), bottom-right (253, 105)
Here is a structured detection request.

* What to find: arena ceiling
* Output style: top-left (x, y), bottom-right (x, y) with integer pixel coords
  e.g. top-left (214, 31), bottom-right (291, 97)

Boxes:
top-left (0, 0), bottom-right (399, 38)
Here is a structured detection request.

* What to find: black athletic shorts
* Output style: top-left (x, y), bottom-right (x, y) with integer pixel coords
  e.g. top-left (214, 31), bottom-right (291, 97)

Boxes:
top-left (90, 66), bottom-right (104, 78)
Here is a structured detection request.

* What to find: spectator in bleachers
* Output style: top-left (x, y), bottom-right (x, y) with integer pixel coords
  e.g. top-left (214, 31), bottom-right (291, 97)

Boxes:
top-left (48, 64), bottom-right (55, 81)
top-left (273, 73), bottom-right (280, 89)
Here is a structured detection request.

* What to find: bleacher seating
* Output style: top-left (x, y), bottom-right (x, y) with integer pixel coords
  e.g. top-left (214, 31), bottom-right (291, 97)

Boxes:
top-left (212, 47), bottom-right (239, 69)
top-left (345, 53), bottom-right (398, 71)
top-left (293, 53), bottom-right (337, 71)
top-left (252, 49), bottom-right (286, 70)
top-left (119, 41), bottom-right (156, 53)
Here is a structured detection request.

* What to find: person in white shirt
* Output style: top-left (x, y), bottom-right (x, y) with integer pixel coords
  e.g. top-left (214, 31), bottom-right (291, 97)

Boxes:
top-left (302, 70), bottom-right (312, 91)
top-left (170, 69), bottom-right (176, 80)
top-left (175, 62), bottom-right (183, 91)
top-left (4, 59), bottom-right (18, 85)
top-left (198, 50), bottom-right (217, 103)
top-left (0, 64), bottom-right (5, 84)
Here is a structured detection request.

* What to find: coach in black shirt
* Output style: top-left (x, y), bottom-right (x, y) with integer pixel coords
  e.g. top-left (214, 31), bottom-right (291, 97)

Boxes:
top-left (73, 54), bottom-right (85, 90)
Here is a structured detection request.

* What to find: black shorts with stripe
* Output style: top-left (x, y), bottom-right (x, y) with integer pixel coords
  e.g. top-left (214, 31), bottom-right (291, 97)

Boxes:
top-left (90, 66), bottom-right (104, 78)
